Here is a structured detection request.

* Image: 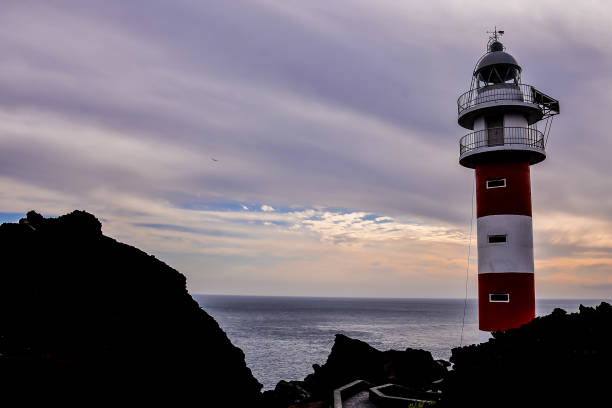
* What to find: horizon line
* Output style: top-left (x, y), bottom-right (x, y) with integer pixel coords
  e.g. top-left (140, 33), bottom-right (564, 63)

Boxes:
top-left (192, 293), bottom-right (611, 301)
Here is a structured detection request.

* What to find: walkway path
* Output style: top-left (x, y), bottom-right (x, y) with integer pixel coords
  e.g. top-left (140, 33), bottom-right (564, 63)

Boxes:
top-left (342, 390), bottom-right (377, 408)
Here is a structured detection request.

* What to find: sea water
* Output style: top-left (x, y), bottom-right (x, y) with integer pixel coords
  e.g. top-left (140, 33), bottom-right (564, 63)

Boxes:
top-left (194, 296), bottom-right (608, 389)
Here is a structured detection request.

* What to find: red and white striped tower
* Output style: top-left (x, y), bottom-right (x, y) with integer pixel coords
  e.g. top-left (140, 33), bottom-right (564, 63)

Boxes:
top-left (457, 32), bottom-right (559, 331)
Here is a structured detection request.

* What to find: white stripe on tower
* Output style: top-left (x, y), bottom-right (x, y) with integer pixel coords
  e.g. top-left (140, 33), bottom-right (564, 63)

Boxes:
top-left (477, 214), bottom-right (534, 274)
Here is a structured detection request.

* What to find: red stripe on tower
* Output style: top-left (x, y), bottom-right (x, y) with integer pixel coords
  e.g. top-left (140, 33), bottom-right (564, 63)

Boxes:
top-left (478, 273), bottom-right (534, 331)
top-left (475, 162), bottom-right (532, 218)
top-left (457, 32), bottom-right (559, 332)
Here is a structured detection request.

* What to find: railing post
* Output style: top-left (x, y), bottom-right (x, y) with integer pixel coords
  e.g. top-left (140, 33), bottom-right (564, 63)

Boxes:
top-left (460, 126), bottom-right (545, 157)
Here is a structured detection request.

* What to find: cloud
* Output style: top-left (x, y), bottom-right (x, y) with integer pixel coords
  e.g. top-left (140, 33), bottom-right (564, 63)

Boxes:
top-left (299, 211), bottom-right (464, 245)
top-left (1, 0), bottom-right (611, 297)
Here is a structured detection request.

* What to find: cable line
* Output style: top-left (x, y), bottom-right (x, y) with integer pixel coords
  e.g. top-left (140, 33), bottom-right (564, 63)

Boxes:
top-left (460, 178), bottom-right (475, 347)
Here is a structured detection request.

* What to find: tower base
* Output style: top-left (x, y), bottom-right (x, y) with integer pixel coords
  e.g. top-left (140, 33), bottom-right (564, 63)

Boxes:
top-left (478, 272), bottom-right (535, 331)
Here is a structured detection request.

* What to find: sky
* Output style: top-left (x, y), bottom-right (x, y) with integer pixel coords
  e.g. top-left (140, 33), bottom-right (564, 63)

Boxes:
top-left (1, 0), bottom-right (612, 298)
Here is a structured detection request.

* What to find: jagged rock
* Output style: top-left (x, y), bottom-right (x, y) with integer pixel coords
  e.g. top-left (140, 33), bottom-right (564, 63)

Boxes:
top-left (0, 211), bottom-right (262, 405)
top-left (441, 302), bottom-right (612, 407)
top-left (302, 334), bottom-right (447, 401)
top-left (383, 348), bottom-right (447, 389)
top-left (262, 380), bottom-right (312, 407)
top-left (305, 334), bottom-right (385, 394)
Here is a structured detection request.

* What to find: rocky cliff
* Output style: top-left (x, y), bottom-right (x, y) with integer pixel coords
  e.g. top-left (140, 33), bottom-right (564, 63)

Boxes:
top-left (441, 302), bottom-right (612, 407)
top-left (0, 210), bottom-right (262, 405)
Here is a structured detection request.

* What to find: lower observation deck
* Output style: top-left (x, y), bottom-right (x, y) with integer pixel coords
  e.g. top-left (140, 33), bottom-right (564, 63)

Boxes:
top-left (459, 127), bottom-right (545, 168)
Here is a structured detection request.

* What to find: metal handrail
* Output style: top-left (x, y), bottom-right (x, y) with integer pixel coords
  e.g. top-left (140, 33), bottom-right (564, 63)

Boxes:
top-left (457, 84), bottom-right (559, 117)
top-left (459, 127), bottom-right (545, 156)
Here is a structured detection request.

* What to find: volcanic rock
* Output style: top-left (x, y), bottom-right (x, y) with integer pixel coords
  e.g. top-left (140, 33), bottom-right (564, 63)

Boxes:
top-left (299, 334), bottom-right (447, 402)
top-left (262, 380), bottom-right (312, 408)
top-left (441, 302), bottom-right (612, 407)
top-left (0, 210), bottom-right (262, 405)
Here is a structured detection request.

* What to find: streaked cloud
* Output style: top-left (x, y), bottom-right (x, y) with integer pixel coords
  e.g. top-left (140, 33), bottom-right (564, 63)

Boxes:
top-left (1, 0), bottom-right (611, 298)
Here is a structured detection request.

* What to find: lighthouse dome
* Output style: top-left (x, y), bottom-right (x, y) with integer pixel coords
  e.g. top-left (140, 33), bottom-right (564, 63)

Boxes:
top-left (474, 44), bottom-right (521, 84)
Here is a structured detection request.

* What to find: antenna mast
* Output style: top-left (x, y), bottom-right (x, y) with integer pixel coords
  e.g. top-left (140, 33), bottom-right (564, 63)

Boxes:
top-left (486, 26), bottom-right (505, 51)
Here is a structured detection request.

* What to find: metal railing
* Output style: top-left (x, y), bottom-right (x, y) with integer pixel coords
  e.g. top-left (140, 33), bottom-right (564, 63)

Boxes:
top-left (459, 127), bottom-right (545, 156)
top-left (457, 84), bottom-right (559, 117)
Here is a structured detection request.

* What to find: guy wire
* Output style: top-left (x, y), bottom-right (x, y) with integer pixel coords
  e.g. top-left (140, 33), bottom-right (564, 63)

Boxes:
top-left (460, 177), bottom-right (475, 347)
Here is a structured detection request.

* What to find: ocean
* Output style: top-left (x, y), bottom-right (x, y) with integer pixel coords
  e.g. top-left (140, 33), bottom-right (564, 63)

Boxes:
top-left (194, 296), bottom-right (609, 390)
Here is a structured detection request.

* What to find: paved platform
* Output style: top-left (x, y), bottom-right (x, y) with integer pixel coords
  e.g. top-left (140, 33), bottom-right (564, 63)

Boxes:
top-left (341, 390), bottom-right (377, 408)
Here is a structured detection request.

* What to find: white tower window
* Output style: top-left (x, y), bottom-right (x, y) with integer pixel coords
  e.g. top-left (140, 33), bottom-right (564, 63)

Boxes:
top-left (488, 234), bottom-right (507, 244)
top-left (489, 293), bottom-right (510, 302)
top-left (486, 178), bottom-right (506, 189)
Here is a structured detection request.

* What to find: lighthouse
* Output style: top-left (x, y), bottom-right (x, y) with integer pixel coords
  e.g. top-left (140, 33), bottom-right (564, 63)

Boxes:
top-left (457, 31), bottom-right (560, 331)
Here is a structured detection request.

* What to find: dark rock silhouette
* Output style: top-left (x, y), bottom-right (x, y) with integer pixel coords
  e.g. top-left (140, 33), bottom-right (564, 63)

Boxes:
top-left (265, 304), bottom-right (612, 407)
top-left (440, 302), bottom-right (612, 407)
top-left (5, 211), bottom-right (609, 407)
top-left (0, 211), bottom-right (262, 405)
top-left (262, 380), bottom-right (313, 407)
top-left (263, 333), bottom-right (447, 407)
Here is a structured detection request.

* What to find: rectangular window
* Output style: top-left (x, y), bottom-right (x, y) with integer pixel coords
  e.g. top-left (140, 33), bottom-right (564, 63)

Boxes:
top-left (486, 178), bottom-right (506, 189)
top-left (488, 234), bottom-right (507, 244)
top-left (489, 293), bottom-right (510, 302)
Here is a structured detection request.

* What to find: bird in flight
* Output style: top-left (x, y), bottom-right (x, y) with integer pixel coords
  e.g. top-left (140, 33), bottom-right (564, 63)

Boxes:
top-left (211, 157), bottom-right (219, 162)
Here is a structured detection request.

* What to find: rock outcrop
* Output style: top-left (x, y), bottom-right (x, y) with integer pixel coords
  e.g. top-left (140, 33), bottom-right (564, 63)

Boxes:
top-left (0, 211), bottom-right (262, 405)
top-left (263, 334), bottom-right (447, 407)
top-left (441, 302), bottom-right (612, 407)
